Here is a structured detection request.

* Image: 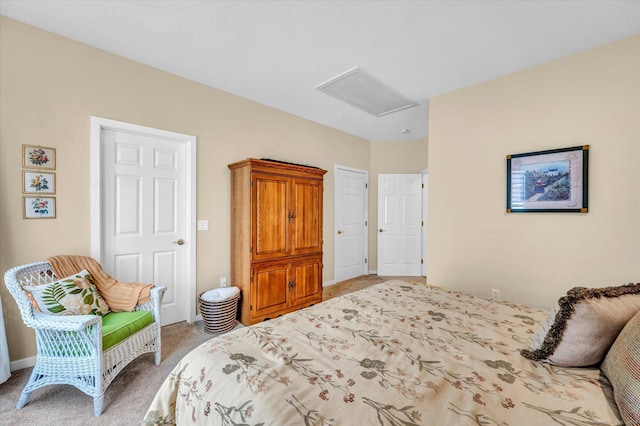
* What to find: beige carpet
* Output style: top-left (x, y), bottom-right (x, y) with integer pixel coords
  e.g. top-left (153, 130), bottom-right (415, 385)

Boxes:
top-left (0, 320), bottom-right (225, 426)
top-left (0, 275), bottom-right (423, 425)
top-left (323, 274), bottom-right (425, 300)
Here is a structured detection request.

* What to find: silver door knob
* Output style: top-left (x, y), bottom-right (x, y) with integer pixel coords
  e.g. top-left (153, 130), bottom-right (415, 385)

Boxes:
top-left (173, 239), bottom-right (185, 245)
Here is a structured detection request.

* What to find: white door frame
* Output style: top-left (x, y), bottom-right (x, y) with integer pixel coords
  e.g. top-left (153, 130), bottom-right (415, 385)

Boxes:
top-left (333, 164), bottom-right (368, 285)
top-left (90, 116), bottom-right (198, 322)
top-left (421, 169), bottom-right (428, 277)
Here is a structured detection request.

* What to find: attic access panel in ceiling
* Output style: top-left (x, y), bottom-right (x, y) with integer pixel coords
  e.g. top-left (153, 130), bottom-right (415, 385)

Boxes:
top-left (315, 67), bottom-right (418, 117)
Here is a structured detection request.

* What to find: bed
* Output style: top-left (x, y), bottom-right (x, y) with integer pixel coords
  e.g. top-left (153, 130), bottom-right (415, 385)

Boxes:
top-left (144, 280), bottom-right (626, 425)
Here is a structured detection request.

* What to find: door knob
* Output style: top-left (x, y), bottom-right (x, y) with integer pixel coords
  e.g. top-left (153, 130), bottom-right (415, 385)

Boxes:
top-left (173, 239), bottom-right (185, 245)
top-left (379, 229), bottom-right (385, 233)
top-left (337, 230), bottom-right (344, 234)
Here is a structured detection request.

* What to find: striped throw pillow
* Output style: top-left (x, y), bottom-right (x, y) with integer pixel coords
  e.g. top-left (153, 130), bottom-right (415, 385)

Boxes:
top-left (601, 310), bottom-right (640, 425)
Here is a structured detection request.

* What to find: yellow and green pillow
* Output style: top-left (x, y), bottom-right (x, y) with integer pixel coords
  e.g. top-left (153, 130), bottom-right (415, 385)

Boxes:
top-left (24, 269), bottom-right (110, 316)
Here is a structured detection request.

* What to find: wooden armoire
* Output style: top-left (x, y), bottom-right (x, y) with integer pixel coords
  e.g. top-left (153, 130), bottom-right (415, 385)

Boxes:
top-left (228, 158), bottom-right (327, 325)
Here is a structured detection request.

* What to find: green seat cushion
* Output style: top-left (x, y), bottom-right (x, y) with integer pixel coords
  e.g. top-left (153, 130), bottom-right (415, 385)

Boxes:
top-left (101, 311), bottom-right (154, 351)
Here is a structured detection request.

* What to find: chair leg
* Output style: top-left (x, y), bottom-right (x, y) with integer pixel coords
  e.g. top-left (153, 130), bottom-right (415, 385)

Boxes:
top-left (16, 390), bottom-right (31, 409)
top-left (93, 394), bottom-right (104, 416)
top-left (154, 349), bottom-right (161, 366)
top-left (16, 365), bottom-right (42, 408)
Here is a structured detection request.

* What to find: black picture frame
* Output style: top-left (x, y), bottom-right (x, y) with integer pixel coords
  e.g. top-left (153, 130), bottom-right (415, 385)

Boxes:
top-left (507, 145), bottom-right (589, 213)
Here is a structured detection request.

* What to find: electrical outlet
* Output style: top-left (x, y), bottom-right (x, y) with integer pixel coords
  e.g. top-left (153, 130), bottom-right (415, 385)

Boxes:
top-left (491, 289), bottom-right (500, 301)
top-left (198, 220), bottom-right (209, 231)
top-left (220, 277), bottom-right (228, 287)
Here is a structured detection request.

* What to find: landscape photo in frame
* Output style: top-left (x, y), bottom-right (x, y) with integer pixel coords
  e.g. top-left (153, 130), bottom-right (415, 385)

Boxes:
top-left (507, 145), bottom-right (589, 213)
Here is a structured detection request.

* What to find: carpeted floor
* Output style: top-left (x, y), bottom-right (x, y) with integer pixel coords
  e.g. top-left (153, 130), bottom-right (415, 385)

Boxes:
top-left (0, 320), bottom-right (221, 426)
top-left (323, 274), bottom-right (425, 300)
top-left (0, 275), bottom-right (424, 425)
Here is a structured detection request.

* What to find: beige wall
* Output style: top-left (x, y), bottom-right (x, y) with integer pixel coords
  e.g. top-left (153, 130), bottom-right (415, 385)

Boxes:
top-left (0, 17), bottom-right (373, 362)
top-left (428, 36), bottom-right (640, 309)
top-left (368, 138), bottom-right (428, 271)
top-left (0, 17), bottom-right (428, 363)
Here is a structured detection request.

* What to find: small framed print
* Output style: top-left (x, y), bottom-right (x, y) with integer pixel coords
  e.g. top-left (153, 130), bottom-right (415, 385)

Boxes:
top-left (23, 171), bottom-right (56, 194)
top-left (24, 196), bottom-right (56, 219)
top-left (22, 145), bottom-right (56, 170)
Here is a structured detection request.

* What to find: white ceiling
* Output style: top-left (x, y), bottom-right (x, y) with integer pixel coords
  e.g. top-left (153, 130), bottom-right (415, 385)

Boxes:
top-left (1, 1), bottom-right (639, 141)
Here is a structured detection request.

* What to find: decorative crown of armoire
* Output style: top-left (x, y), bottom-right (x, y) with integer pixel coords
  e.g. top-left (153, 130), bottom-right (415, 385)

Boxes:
top-left (228, 158), bottom-right (326, 325)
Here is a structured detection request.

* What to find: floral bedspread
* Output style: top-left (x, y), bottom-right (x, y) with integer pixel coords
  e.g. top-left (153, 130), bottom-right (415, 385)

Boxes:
top-left (144, 281), bottom-right (622, 425)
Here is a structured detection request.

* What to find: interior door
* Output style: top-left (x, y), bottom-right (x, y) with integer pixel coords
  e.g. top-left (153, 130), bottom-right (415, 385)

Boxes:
top-left (377, 174), bottom-right (422, 276)
top-left (95, 119), bottom-right (194, 326)
top-left (334, 166), bottom-right (368, 282)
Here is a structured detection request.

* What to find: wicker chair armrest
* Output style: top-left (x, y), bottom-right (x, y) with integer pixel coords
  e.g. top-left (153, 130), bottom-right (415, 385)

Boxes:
top-left (135, 286), bottom-right (166, 309)
top-left (134, 286), bottom-right (166, 323)
top-left (31, 313), bottom-right (103, 357)
top-left (150, 285), bottom-right (167, 303)
top-left (28, 312), bottom-right (102, 331)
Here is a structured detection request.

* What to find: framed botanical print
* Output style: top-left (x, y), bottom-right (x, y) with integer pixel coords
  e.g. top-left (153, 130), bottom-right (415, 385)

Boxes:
top-left (22, 145), bottom-right (56, 170)
top-left (24, 196), bottom-right (56, 219)
top-left (23, 171), bottom-right (56, 194)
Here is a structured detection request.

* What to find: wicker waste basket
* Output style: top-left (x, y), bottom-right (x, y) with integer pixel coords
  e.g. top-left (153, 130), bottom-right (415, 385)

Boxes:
top-left (198, 287), bottom-right (240, 334)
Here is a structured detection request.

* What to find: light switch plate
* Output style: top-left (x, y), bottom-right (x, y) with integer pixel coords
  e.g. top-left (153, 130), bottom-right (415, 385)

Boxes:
top-left (198, 220), bottom-right (209, 231)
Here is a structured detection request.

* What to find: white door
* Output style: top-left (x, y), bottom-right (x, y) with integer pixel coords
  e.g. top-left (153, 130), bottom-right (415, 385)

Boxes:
top-left (91, 117), bottom-right (196, 326)
top-left (377, 174), bottom-right (422, 276)
top-left (334, 166), bottom-right (368, 283)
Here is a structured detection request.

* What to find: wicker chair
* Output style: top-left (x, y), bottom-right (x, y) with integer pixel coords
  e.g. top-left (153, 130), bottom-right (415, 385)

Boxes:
top-left (4, 260), bottom-right (166, 416)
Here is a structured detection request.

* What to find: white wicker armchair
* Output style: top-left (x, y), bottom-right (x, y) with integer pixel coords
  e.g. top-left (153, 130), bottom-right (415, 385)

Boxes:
top-left (4, 261), bottom-right (166, 416)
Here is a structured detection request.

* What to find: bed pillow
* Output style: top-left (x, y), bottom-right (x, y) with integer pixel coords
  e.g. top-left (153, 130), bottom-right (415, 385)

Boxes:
top-left (521, 283), bottom-right (640, 367)
top-left (24, 269), bottom-right (110, 316)
top-left (601, 310), bottom-right (640, 426)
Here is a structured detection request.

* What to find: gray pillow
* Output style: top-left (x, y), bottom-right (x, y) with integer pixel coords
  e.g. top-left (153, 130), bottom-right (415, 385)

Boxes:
top-left (521, 284), bottom-right (640, 367)
top-left (601, 310), bottom-right (640, 425)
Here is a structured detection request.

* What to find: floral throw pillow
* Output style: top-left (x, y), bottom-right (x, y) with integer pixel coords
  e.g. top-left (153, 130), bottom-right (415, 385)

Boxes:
top-left (24, 269), bottom-right (110, 316)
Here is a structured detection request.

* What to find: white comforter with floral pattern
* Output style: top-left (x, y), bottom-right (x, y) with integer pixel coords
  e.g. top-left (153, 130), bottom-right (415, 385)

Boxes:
top-left (144, 280), bottom-right (622, 425)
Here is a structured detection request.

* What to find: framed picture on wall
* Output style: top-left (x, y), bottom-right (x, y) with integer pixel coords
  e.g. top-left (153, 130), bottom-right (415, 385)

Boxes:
top-left (24, 196), bottom-right (56, 219)
top-left (23, 171), bottom-right (56, 194)
top-left (506, 145), bottom-right (589, 213)
top-left (22, 145), bottom-right (56, 170)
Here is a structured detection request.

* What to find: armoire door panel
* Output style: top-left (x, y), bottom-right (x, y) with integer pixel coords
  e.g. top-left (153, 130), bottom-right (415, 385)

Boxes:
top-left (290, 257), bottom-right (322, 307)
top-left (252, 264), bottom-right (289, 318)
top-left (252, 173), bottom-right (290, 260)
top-left (290, 178), bottom-right (323, 256)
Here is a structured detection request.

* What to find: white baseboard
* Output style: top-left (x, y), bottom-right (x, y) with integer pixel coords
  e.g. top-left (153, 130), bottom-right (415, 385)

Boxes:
top-left (368, 269), bottom-right (377, 275)
top-left (11, 356), bottom-right (35, 372)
